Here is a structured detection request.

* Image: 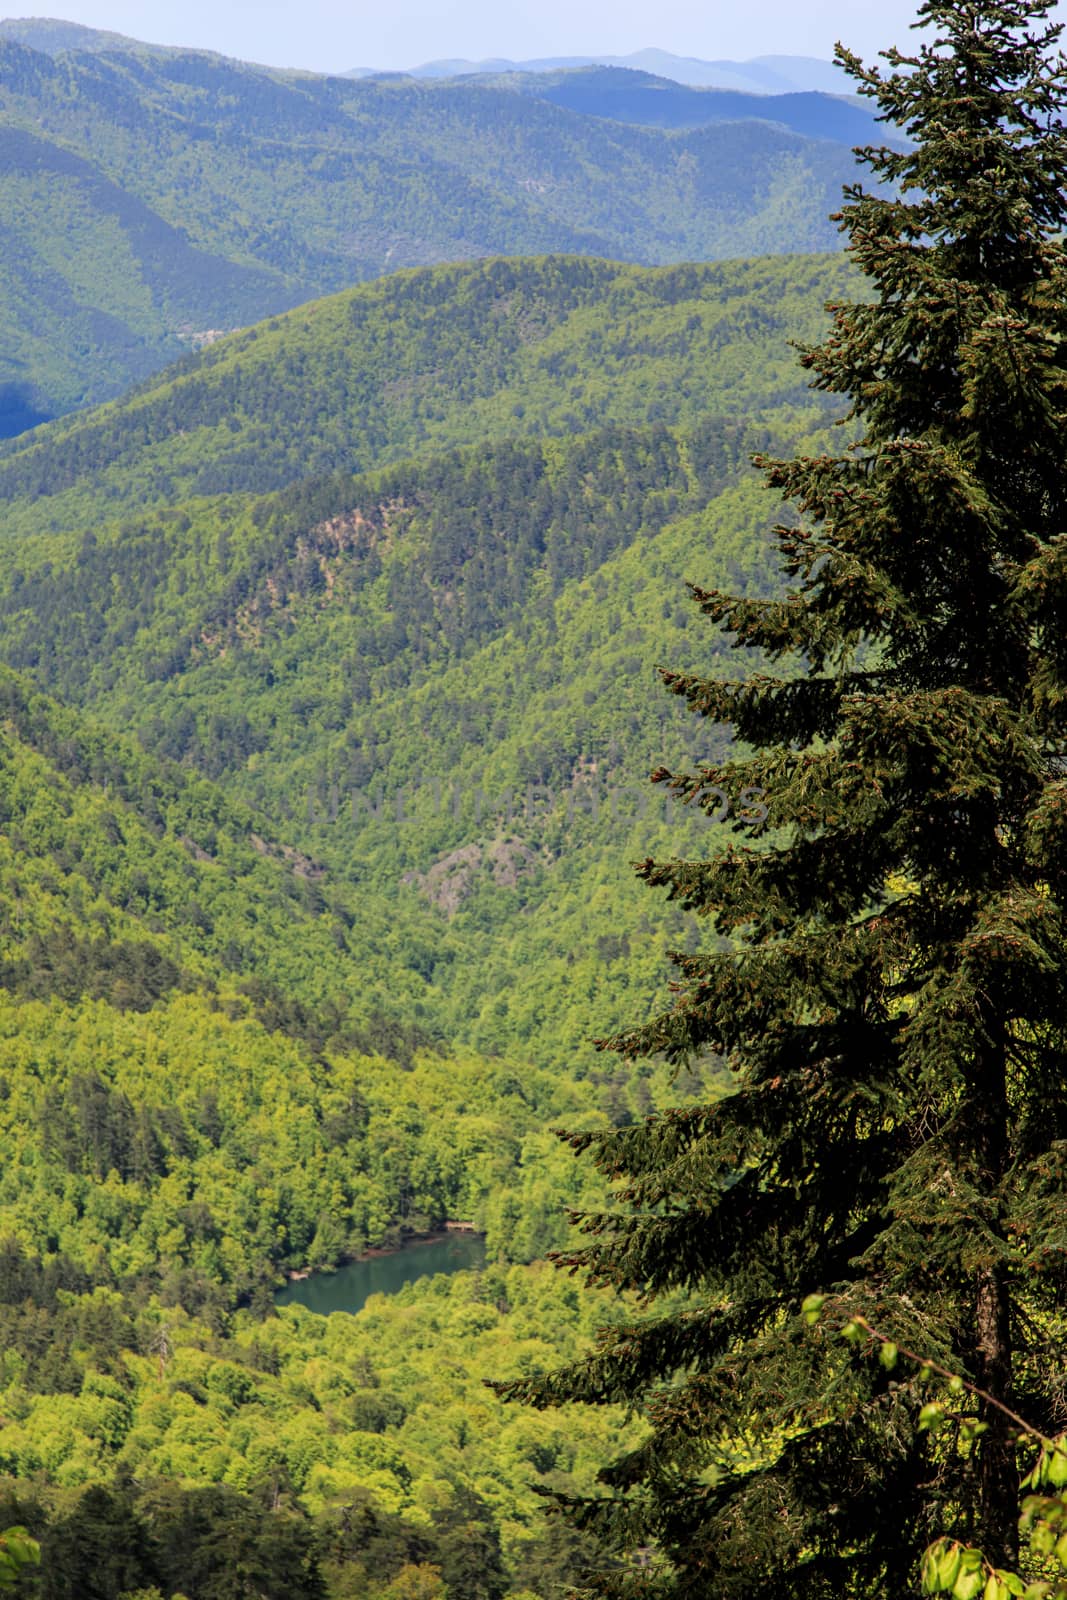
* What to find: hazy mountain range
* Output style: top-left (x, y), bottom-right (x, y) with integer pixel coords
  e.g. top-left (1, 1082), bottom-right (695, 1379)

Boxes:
top-left (352, 52), bottom-right (850, 94)
top-left (0, 20), bottom-right (847, 94)
top-left (0, 22), bottom-right (887, 436)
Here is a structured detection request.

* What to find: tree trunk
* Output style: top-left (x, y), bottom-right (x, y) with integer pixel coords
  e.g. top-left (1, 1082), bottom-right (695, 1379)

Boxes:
top-left (972, 1015), bottom-right (1016, 1568)
top-left (975, 1262), bottom-right (1016, 1567)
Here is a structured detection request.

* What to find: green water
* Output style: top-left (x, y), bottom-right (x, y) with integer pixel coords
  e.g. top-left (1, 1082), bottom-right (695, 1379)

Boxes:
top-left (275, 1232), bottom-right (487, 1317)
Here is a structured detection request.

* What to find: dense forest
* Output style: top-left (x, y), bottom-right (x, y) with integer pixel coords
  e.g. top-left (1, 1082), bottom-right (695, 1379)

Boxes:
top-left (0, 29), bottom-right (873, 427)
top-left (0, 252), bottom-right (852, 522)
top-left (0, 244), bottom-right (828, 1593)
top-left (0, 662), bottom-right (697, 1594)
top-left (0, 1246), bottom-right (629, 1598)
top-left (0, 253), bottom-right (848, 1070)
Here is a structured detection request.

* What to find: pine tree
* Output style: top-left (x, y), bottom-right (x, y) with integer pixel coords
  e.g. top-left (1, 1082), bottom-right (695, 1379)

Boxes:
top-left (502, 4), bottom-right (1067, 1593)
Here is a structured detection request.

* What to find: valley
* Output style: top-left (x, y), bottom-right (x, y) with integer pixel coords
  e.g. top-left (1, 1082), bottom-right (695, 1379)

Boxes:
top-left (1, 6), bottom-right (1057, 1598)
top-left (0, 252), bottom-right (851, 1069)
top-left (0, 234), bottom-right (833, 1593)
top-left (0, 25), bottom-right (875, 430)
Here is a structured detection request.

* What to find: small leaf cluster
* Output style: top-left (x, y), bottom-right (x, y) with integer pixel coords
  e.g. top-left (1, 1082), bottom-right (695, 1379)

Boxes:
top-left (919, 1540), bottom-right (1027, 1600)
top-left (804, 1297), bottom-right (1067, 1600)
top-left (920, 1457), bottom-right (1067, 1600)
top-left (0, 1527), bottom-right (38, 1590)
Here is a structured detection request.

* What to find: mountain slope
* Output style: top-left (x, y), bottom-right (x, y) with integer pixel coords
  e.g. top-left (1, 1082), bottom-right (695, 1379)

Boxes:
top-left (0, 252), bottom-right (850, 1068)
top-left (0, 35), bottom-right (874, 428)
top-left (0, 17), bottom-right (185, 55)
top-left (0, 662), bottom-right (641, 1266)
top-left (0, 667), bottom-right (637, 1595)
top-left (0, 119), bottom-right (290, 430)
top-left (0, 236), bottom-right (844, 1595)
top-left (0, 252), bottom-right (855, 540)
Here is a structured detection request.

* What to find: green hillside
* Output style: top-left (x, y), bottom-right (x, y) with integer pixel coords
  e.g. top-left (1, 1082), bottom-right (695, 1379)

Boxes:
top-left (0, 1253), bottom-right (628, 1597)
top-left (0, 252), bottom-right (853, 536)
top-left (0, 666), bottom-right (656, 1594)
top-left (0, 33), bottom-right (870, 427)
top-left (0, 18), bottom-right (183, 56)
top-left (0, 253), bottom-right (848, 1070)
top-left (0, 248), bottom-right (849, 1594)
top-left (0, 120), bottom-right (292, 426)
top-left (0, 667), bottom-right (625, 1263)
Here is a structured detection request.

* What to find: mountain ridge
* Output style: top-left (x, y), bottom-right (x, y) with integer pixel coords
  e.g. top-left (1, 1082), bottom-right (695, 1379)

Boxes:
top-left (0, 24), bottom-right (845, 94)
top-left (0, 250), bottom-right (851, 1068)
top-left (0, 30), bottom-right (878, 433)
top-left (357, 50), bottom-right (850, 94)
top-left (0, 252), bottom-right (854, 536)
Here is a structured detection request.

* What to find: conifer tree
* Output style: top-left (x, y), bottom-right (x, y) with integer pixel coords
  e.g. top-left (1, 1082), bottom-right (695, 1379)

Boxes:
top-left (503, 4), bottom-right (1067, 1593)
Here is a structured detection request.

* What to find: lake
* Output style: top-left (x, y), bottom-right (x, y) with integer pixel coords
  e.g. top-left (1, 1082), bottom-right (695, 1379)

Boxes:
top-left (274, 1231), bottom-right (487, 1317)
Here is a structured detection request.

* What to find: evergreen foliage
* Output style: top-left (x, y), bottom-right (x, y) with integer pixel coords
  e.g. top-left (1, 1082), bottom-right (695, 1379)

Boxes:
top-left (503, 4), bottom-right (1067, 1592)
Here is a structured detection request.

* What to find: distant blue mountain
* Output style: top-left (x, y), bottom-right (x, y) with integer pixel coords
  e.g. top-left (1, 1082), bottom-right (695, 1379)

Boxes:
top-left (485, 67), bottom-right (883, 147)
top-left (0, 25), bottom-right (848, 99)
top-left (348, 51), bottom-right (849, 96)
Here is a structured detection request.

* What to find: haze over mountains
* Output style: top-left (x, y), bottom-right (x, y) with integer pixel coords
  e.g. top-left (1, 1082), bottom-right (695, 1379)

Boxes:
top-left (0, 17), bottom-right (888, 436)
top-left (0, 20), bottom-right (848, 93)
top-left (352, 51), bottom-right (850, 94)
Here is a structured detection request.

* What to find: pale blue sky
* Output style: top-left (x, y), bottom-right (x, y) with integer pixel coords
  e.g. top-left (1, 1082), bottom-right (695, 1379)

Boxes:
top-left (3, 0), bottom-right (1034, 75)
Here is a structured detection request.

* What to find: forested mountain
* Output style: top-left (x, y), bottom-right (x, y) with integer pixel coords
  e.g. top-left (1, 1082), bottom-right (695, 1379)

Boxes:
top-left (0, 252), bottom-right (854, 531)
top-left (0, 31), bottom-right (877, 431)
top-left (0, 226), bottom-right (868, 1588)
top-left (0, 246), bottom-right (843, 1593)
top-left (0, 18), bottom-right (190, 56)
top-left (0, 667), bottom-right (610, 1264)
top-left (0, 252), bottom-right (849, 1071)
top-left (0, 118), bottom-right (290, 433)
top-left (3, 2), bottom-right (1062, 1593)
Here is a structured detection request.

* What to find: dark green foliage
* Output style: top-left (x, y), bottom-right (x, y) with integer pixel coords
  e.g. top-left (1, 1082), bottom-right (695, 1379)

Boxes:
top-left (144, 1484), bottom-right (326, 1600)
top-left (10, 1479), bottom-right (327, 1600)
top-left (39, 1485), bottom-right (151, 1600)
top-left (428, 1488), bottom-right (508, 1600)
top-left (0, 926), bottom-right (187, 1010)
top-left (503, 3), bottom-right (1067, 1593)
